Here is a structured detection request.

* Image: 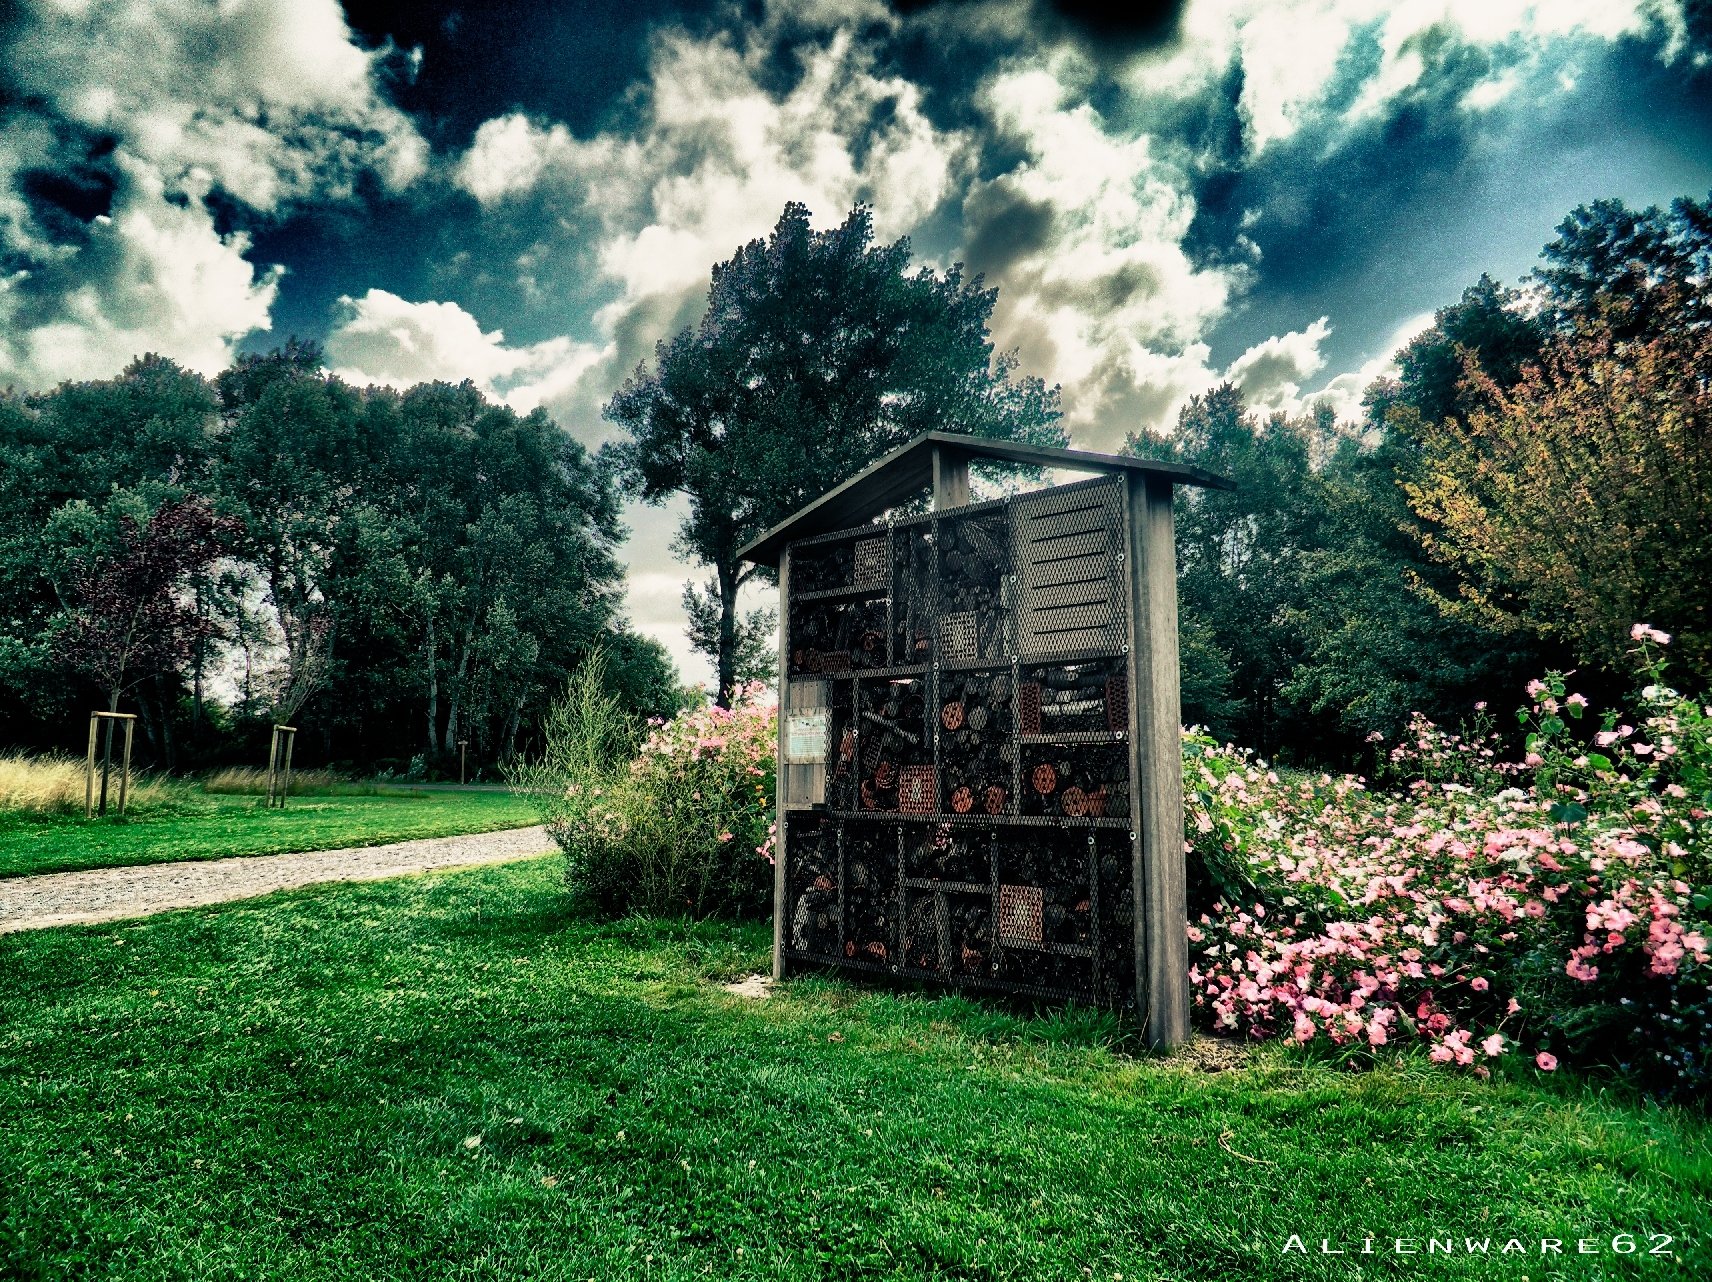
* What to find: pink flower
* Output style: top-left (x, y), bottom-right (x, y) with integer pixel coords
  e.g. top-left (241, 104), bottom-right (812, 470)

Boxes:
top-left (717, 831), bottom-right (733, 843)
top-left (1481, 1034), bottom-right (1504, 1058)
top-left (1535, 1052), bottom-right (1558, 1071)
top-left (1469, 976), bottom-right (1489, 992)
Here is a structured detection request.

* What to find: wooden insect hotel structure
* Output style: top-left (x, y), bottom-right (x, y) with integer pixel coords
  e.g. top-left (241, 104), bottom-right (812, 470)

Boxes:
top-left (739, 432), bottom-right (1231, 1047)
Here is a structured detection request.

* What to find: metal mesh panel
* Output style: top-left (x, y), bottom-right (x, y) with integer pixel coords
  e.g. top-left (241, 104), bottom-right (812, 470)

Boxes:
top-left (938, 668), bottom-right (1014, 815)
top-left (842, 822), bottom-right (898, 965)
top-left (938, 509), bottom-right (1011, 662)
top-left (1018, 742), bottom-right (1129, 819)
top-left (890, 520), bottom-right (933, 665)
top-left (785, 815), bottom-right (839, 955)
top-left (856, 677), bottom-right (929, 812)
top-left (1012, 482), bottom-right (1126, 658)
top-left (780, 476), bottom-right (1141, 1008)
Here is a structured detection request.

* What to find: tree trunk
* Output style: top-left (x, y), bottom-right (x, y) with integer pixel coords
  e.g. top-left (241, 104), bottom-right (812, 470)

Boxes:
top-left (446, 613), bottom-right (476, 758)
top-left (500, 687), bottom-right (527, 763)
top-left (715, 558), bottom-right (739, 708)
top-left (153, 674), bottom-right (175, 772)
top-left (424, 616), bottom-right (441, 756)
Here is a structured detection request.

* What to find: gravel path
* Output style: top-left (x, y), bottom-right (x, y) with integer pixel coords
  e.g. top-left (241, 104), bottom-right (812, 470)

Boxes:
top-left (0, 826), bottom-right (553, 934)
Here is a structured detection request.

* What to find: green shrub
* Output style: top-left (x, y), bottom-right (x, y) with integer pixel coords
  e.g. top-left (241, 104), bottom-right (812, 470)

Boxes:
top-left (509, 656), bottom-right (776, 918)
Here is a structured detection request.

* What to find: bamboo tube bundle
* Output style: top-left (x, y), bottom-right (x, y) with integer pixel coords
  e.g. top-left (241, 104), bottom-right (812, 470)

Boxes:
top-left (843, 824), bottom-right (896, 963)
top-left (938, 669), bottom-right (1014, 814)
top-left (790, 598), bottom-right (887, 675)
top-left (1019, 743), bottom-right (1130, 818)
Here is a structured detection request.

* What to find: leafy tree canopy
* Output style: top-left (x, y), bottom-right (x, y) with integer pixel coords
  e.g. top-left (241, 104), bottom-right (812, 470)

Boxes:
top-left (607, 201), bottom-right (1065, 703)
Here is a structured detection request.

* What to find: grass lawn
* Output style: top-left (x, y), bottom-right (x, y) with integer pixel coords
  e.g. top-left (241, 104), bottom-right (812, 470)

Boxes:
top-left (1, 859), bottom-right (1706, 1280)
top-left (0, 790), bottom-right (541, 880)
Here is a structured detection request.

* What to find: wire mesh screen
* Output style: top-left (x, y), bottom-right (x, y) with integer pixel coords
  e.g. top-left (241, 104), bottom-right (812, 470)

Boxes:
top-left (779, 476), bottom-right (1140, 1007)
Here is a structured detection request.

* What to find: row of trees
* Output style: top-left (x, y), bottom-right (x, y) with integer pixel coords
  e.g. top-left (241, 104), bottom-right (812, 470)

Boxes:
top-left (1142, 194), bottom-right (1711, 760)
top-left (0, 347), bottom-right (678, 774)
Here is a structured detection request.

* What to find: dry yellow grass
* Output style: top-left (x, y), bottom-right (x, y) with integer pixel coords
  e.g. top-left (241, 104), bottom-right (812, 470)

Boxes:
top-left (0, 754), bottom-right (182, 816)
top-left (201, 767), bottom-right (398, 796)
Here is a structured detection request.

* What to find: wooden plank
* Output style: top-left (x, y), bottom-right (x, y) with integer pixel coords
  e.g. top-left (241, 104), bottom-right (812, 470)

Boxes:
top-left (931, 442), bottom-right (969, 510)
top-left (772, 543), bottom-right (791, 982)
top-left (738, 431), bottom-right (1232, 567)
top-left (1126, 472), bottom-right (1189, 1048)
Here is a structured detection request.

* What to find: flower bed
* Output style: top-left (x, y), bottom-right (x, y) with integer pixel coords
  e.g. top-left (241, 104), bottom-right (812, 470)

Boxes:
top-left (1185, 628), bottom-right (1711, 1098)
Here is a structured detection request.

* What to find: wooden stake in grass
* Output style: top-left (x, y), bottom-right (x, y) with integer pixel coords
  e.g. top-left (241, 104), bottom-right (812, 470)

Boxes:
top-left (84, 711), bottom-right (138, 818)
top-left (459, 739), bottom-right (468, 785)
top-left (266, 725), bottom-right (298, 810)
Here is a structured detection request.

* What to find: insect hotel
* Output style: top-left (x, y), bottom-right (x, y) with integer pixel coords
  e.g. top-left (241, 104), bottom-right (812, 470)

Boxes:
top-left (738, 432), bottom-right (1231, 1047)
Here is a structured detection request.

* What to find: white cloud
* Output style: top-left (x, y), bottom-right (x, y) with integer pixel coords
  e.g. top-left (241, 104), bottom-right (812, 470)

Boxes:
top-left (0, 0), bottom-right (427, 388)
top-left (10, 0), bottom-right (425, 213)
top-left (1224, 317), bottom-right (1333, 413)
top-left (0, 157), bottom-right (278, 386)
top-left (960, 65), bottom-right (1243, 448)
top-left (455, 114), bottom-right (575, 207)
top-left (325, 289), bottom-right (605, 416)
top-left (1128, 0), bottom-right (1684, 155)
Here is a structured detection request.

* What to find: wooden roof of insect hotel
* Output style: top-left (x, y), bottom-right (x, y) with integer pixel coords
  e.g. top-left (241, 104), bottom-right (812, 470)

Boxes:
top-left (736, 430), bottom-right (1234, 568)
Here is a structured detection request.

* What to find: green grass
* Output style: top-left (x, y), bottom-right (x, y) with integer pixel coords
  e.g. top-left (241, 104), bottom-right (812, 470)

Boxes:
top-left (1, 859), bottom-right (1706, 1280)
top-left (0, 790), bottom-right (541, 879)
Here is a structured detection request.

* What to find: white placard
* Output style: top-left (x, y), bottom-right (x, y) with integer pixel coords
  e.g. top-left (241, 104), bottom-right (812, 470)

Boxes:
top-left (785, 710), bottom-right (830, 762)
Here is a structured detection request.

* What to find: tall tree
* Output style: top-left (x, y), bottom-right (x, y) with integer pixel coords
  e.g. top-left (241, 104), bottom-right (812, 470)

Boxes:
top-left (607, 201), bottom-right (1065, 704)
top-left (47, 497), bottom-right (237, 718)
top-left (214, 344), bottom-right (366, 728)
top-left (1405, 285), bottom-right (1712, 680)
top-left (1535, 193), bottom-right (1712, 337)
top-left (1128, 385), bottom-right (1327, 755)
top-left (1392, 274), bottom-right (1545, 431)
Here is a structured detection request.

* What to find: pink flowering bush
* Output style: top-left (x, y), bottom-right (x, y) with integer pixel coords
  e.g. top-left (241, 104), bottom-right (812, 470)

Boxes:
top-left (514, 661), bottom-right (777, 918)
top-left (1186, 629), bottom-right (1711, 1098)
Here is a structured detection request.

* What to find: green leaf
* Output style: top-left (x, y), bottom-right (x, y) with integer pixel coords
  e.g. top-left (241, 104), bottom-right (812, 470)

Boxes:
top-left (1548, 801), bottom-right (1588, 825)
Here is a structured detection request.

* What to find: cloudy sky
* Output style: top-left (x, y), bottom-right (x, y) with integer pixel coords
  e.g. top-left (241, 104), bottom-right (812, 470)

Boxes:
top-left (3, 1), bottom-right (1709, 685)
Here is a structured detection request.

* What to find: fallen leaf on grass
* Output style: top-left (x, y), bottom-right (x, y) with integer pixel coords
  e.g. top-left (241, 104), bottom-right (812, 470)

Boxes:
top-left (463, 1134), bottom-right (482, 1150)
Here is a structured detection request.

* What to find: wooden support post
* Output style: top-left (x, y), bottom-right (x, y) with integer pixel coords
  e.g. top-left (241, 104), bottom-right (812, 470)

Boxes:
top-left (1125, 473), bottom-right (1189, 1049)
top-left (118, 717), bottom-right (135, 817)
top-left (772, 544), bottom-right (791, 981)
top-left (85, 713), bottom-right (99, 819)
top-left (266, 726), bottom-right (281, 808)
top-left (84, 712), bottom-right (138, 819)
top-left (280, 728), bottom-right (296, 808)
top-left (930, 443), bottom-right (969, 511)
top-left (459, 739), bottom-right (468, 785)
top-left (98, 715), bottom-right (114, 817)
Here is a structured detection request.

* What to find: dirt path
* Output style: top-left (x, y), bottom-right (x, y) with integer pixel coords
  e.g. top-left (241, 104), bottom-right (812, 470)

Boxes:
top-left (0, 826), bottom-right (553, 934)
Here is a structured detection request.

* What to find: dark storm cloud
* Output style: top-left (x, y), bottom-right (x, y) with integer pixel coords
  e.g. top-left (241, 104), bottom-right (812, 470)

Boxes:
top-left (960, 181), bottom-right (1055, 276)
top-left (339, 0), bottom-right (730, 142)
top-left (890, 0), bottom-right (1185, 57)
